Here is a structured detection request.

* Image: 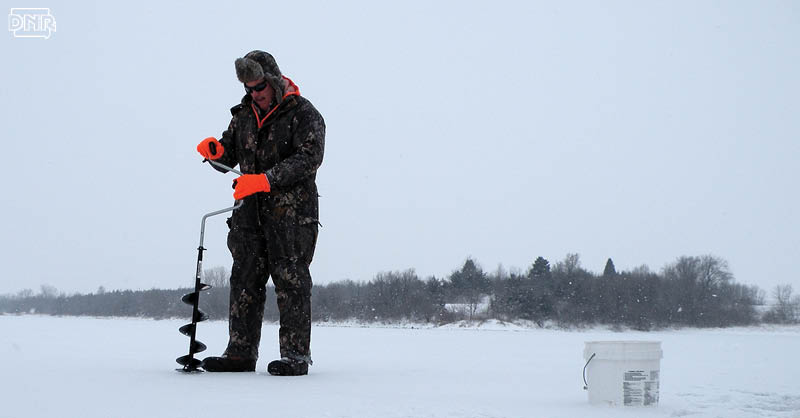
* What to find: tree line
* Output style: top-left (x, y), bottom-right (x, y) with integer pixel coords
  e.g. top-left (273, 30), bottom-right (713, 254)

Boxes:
top-left (1, 254), bottom-right (798, 328)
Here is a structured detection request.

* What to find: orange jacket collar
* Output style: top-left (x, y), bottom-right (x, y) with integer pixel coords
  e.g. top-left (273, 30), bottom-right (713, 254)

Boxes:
top-left (251, 76), bottom-right (300, 129)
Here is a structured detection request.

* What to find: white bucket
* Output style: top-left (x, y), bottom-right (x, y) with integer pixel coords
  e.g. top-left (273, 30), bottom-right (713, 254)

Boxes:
top-left (583, 341), bottom-right (662, 406)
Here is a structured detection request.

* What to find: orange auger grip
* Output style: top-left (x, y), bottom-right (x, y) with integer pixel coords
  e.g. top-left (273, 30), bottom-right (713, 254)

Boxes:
top-left (197, 137), bottom-right (224, 160)
top-left (232, 174), bottom-right (271, 200)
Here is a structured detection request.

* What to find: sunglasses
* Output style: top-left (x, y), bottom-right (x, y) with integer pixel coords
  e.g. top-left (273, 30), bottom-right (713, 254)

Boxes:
top-left (244, 80), bottom-right (269, 94)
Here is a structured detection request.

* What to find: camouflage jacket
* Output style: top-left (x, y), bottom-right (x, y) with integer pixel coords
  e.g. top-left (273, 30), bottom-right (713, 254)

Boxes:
top-left (214, 77), bottom-right (325, 229)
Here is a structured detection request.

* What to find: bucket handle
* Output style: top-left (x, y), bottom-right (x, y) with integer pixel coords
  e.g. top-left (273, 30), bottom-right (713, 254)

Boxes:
top-left (582, 353), bottom-right (596, 390)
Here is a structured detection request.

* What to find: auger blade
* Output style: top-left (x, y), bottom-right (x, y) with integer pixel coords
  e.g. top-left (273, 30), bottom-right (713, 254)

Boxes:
top-left (179, 323), bottom-right (195, 336)
top-left (194, 309), bottom-right (209, 322)
top-left (192, 340), bottom-right (207, 354)
top-left (199, 283), bottom-right (212, 291)
top-left (176, 355), bottom-right (203, 368)
top-left (181, 292), bottom-right (199, 305)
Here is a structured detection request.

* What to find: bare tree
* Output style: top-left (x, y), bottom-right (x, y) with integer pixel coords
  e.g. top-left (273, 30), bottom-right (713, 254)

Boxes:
top-left (39, 284), bottom-right (59, 298)
top-left (697, 255), bottom-right (733, 295)
top-left (629, 264), bottom-right (651, 276)
top-left (203, 266), bottom-right (230, 288)
top-left (553, 253), bottom-right (582, 276)
top-left (765, 285), bottom-right (800, 323)
top-left (662, 255), bottom-right (736, 325)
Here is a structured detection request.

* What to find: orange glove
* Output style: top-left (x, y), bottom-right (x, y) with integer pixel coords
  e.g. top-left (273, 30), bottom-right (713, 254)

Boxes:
top-left (197, 137), bottom-right (224, 160)
top-left (233, 174), bottom-right (271, 200)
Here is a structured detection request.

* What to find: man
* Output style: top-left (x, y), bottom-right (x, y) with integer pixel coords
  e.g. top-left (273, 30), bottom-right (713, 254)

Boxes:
top-left (196, 50), bottom-right (325, 376)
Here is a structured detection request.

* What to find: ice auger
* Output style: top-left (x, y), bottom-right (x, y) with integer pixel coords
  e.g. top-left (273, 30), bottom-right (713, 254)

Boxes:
top-left (176, 156), bottom-right (243, 372)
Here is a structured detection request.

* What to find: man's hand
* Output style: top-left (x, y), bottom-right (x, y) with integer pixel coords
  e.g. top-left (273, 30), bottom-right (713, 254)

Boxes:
top-left (197, 137), bottom-right (224, 160)
top-left (233, 174), bottom-right (271, 200)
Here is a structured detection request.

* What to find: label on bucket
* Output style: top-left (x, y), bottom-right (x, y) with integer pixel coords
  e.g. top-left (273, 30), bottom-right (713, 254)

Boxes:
top-left (623, 370), bottom-right (659, 406)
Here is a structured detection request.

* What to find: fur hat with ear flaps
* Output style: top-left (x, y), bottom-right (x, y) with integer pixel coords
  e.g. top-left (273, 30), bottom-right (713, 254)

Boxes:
top-left (235, 50), bottom-right (285, 104)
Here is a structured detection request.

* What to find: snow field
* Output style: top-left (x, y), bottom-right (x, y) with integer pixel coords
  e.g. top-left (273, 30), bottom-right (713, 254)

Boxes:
top-left (1, 316), bottom-right (798, 418)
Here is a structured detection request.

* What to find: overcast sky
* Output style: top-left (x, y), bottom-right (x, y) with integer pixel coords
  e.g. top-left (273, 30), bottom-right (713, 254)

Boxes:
top-left (1, 1), bottom-right (798, 296)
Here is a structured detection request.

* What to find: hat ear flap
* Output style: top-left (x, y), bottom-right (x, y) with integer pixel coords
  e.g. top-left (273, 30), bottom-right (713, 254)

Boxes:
top-left (267, 77), bottom-right (284, 104)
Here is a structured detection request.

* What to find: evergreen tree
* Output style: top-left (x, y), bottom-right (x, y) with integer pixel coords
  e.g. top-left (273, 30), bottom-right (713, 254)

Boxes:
top-left (448, 258), bottom-right (490, 319)
top-left (603, 258), bottom-right (617, 276)
top-left (529, 257), bottom-right (551, 279)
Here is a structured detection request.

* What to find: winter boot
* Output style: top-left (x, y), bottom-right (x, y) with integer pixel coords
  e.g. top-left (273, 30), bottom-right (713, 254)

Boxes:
top-left (267, 358), bottom-right (309, 376)
top-left (201, 355), bottom-right (256, 372)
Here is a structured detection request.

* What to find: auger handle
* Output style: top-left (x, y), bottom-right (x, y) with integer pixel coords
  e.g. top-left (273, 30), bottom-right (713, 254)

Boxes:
top-left (203, 158), bottom-right (243, 176)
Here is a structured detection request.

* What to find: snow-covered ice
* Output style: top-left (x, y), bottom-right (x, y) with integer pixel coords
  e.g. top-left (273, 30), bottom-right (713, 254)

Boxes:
top-left (1, 315), bottom-right (798, 418)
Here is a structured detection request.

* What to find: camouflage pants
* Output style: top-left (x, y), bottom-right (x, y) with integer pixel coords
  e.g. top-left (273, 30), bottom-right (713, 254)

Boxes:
top-left (223, 220), bottom-right (317, 363)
